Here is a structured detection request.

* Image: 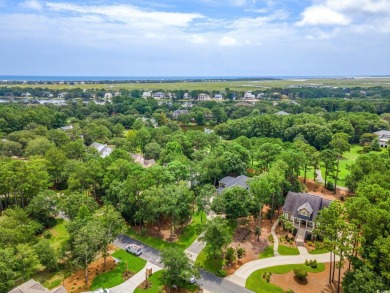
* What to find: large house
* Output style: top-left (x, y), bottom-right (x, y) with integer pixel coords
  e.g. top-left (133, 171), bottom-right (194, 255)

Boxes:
top-left (131, 153), bottom-right (157, 168)
top-left (9, 279), bottom-right (67, 293)
top-left (90, 142), bottom-right (114, 158)
top-left (374, 130), bottom-right (390, 148)
top-left (198, 93), bottom-right (211, 101)
top-left (282, 192), bottom-right (332, 245)
top-left (217, 175), bottom-right (249, 194)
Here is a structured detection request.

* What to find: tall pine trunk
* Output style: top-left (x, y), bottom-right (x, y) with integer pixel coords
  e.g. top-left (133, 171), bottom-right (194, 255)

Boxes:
top-left (334, 158), bottom-right (340, 194)
top-left (329, 250), bottom-right (333, 284)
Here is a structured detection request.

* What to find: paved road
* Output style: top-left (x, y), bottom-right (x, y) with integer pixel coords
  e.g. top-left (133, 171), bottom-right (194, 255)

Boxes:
top-left (114, 235), bottom-right (163, 267)
top-left (114, 234), bottom-right (253, 293)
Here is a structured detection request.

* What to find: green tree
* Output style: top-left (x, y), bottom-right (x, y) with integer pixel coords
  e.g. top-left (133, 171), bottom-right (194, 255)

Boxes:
top-left (59, 192), bottom-right (98, 220)
top-left (33, 240), bottom-right (58, 271)
top-left (94, 205), bottom-right (126, 267)
top-left (161, 247), bottom-right (199, 289)
top-left (195, 184), bottom-right (215, 222)
top-left (200, 217), bottom-right (232, 257)
top-left (26, 190), bottom-right (58, 228)
top-left (329, 133), bottom-right (350, 193)
top-left (212, 186), bottom-right (252, 221)
top-left (72, 220), bottom-right (104, 284)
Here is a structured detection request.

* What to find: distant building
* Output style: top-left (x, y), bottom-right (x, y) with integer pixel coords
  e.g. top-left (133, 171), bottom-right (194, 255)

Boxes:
top-left (198, 93), bottom-right (211, 101)
top-left (217, 175), bottom-right (250, 194)
top-left (243, 91), bottom-right (256, 100)
top-left (142, 91), bottom-right (152, 98)
top-left (374, 130), bottom-right (390, 148)
top-left (57, 92), bottom-right (67, 99)
top-left (60, 125), bottom-right (73, 131)
top-left (214, 94), bottom-right (223, 100)
top-left (172, 109), bottom-right (189, 119)
top-left (275, 111), bottom-right (289, 115)
top-left (90, 142), bottom-right (114, 158)
top-left (9, 279), bottom-right (67, 293)
top-left (21, 92), bottom-right (32, 97)
top-left (257, 93), bottom-right (265, 99)
top-left (153, 92), bottom-right (165, 99)
top-left (182, 102), bottom-right (193, 108)
top-left (114, 91), bottom-right (121, 97)
top-left (183, 93), bottom-right (191, 99)
top-left (131, 153), bottom-right (157, 168)
top-left (104, 93), bottom-right (113, 101)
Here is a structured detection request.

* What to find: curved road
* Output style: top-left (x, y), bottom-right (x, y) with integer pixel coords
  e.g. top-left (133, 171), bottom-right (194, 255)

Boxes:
top-left (114, 234), bottom-right (254, 293)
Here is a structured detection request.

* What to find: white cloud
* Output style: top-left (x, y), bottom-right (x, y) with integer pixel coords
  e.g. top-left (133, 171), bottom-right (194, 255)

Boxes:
top-left (21, 0), bottom-right (42, 10)
top-left (297, 0), bottom-right (390, 32)
top-left (297, 5), bottom-right (350, 26)
top-left (46, 2), bottom-right (203, 28)
top-left (219, 36), bottom-right (238, 46)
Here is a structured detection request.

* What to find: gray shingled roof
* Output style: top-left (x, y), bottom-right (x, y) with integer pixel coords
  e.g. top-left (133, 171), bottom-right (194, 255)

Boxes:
top-left (217, 175), bottom-right (249, 193)
top-left (282, 191), bottom-right (332, 222)
top-left (374, 130), bottom-right (390, 138)
top-left (9, 279), bottom-right (67, 293)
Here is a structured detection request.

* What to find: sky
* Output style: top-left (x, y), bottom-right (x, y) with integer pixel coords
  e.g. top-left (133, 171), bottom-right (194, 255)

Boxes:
top-left (0, 0), bottom-right (389, 76)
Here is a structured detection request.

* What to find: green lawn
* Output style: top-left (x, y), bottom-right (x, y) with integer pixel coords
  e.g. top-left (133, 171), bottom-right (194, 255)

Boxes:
top-left (47, 219), bottom-right (70, 252)
top-left (195, 249), bottom-right (225, 275)
top-left (308, 247), bottom-right (330, 255)
top-left (90, 249), bottom-right (146, 290)
top-left (259, 245), bottom-right (275, 259)
top-left (246, 263), bottom-right (325, 293)
top-left (195, 220), bottom-right (237, 276)
top-left (277, 245), bottom-right (300, 256)
top-left (127, 212), bottom-right (206, 251)
top-left (319, 145), bottom-right (385, 187)
top-left (134, 270), bottom-right (165, 293)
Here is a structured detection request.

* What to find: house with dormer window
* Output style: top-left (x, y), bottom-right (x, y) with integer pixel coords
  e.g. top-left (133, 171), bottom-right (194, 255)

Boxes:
top-left (282, 191), bottom-right (332, 245)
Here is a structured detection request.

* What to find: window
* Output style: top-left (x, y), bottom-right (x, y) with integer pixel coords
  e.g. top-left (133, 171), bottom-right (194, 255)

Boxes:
top-left (299, 209), bottom-right (309, 217)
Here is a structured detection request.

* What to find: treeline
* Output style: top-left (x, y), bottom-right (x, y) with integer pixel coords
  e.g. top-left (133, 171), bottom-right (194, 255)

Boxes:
top-left (215, 112), bottom-right (388, 147)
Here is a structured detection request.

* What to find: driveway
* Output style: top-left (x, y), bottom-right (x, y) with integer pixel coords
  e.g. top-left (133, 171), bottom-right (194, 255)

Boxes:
top-left (114, 235), bottom-right (163, 267)
top-left (227, 252), bottom-right (336, 287)
top-left (114, 234), bottom-right (253, 293)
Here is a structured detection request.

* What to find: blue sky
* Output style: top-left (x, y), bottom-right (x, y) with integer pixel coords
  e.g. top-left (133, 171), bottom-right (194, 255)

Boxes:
top-left (0, 0), bottom-right (389, 76)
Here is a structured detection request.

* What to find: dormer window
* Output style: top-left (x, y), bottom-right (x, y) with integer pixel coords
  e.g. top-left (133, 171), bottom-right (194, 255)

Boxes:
top-left (297, 202), bottom-right (313, 217)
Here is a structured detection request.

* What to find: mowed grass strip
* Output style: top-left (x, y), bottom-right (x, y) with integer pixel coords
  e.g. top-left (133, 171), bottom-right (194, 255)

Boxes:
top-left (47, 219), bottom-right (69, 252)
top-left (259, 245), bottom-right (275, 259)
top-left (246, 263), bottom-right (325, 293)
top-left (277, 245), bottom-right (300, 256)
top-left (90, 249), bottom-right (146, 290)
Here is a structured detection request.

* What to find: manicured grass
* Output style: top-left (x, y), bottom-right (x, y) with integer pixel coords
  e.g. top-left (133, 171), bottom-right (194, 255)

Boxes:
top-left (90, 249), bottom-right (146, 290)
top-left (246, 263), bottom-right (325, 293)
top-left (320, 144), bottom-right (385, 187)
top-left (195, 249), bottom-right (225, 275)
top-left (127, 212), bottom-right (206, 251)
top-left (259, 245), bottom-right (275, 259)
top-left (194, 220), bottom-right (237, 275)
top-left (134, 270), bottom-right (165, 293)
top-left (277, 245), bottom-right (300, 256)
top-left (308, 247), bottom-right (330, 255)
top-left (47, 219), bottom-right (70, 252)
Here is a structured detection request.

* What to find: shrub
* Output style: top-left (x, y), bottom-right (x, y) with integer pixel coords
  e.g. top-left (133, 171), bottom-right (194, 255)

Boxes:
top-left (294, 268), bottom-right (308, 280)
top-left (43, 231), bottom-right (52, 239)
top-left (262, 272), bottom-right (272, 283)
top-left (236, 247), bottom-right (246, 260)
top-left (217, 269), bottom-right (227, 277)
top-left (225, 247), bottom-right (236, 263)
top-left (286, 290), bottom-right (295, 293)
top-left (326, 181), bottom-right (335, 191)
top-left (268, 235), bottom-right (274, 243)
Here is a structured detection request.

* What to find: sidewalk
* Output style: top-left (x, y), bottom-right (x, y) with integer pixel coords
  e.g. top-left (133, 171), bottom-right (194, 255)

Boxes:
top-left (110, 262), bottom-right (162, 293)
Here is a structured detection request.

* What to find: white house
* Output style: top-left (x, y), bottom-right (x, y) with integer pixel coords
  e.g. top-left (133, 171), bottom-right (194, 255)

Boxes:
top-left (243, 91), bottom-right (256, 100)
top-left (153, 92), bottom-right (165, 99)
top-left (374, 130), bottom-right (390, 148)
top-left (198, 93), bottom-right (211, 101)
top-left (214, 94), bottom-right (223, 100)
top-left (142, 91), bottom-right (152, 98)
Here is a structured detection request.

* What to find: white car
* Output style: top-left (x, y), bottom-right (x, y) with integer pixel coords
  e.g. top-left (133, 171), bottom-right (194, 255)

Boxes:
top-left (92, 289), bottom-right (109, 293)
top-left (126, 244), bottom-right (142, 256)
